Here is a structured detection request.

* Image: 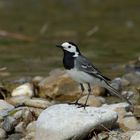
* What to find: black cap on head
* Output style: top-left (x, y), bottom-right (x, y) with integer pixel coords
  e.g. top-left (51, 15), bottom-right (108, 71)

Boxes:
top-left (68, 42), bottom-right (80, 53)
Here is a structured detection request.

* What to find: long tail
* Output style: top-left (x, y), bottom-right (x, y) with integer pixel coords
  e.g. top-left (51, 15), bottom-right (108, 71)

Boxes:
top-left (106, 83), bottom-right (132, 106)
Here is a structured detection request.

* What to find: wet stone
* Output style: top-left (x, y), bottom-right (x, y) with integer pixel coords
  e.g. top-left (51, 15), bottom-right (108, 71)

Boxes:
top-left (2, 116), bottom-right (17, 132)
top-left (7, 133), bottom-right (23, 140)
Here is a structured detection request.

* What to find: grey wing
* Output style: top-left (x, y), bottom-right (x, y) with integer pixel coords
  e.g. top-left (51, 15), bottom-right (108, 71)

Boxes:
top-left (75, 55), bottom-right (111, 82)
top-left (76, 55), bottom-right (132, 105)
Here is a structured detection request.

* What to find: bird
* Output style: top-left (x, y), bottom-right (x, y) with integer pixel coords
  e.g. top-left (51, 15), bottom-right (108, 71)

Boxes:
top-left (56, 42), bottom-right (132, 108)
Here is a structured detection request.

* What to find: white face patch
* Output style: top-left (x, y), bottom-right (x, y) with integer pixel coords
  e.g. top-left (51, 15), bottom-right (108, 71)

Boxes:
top-left (61, 42), bottom-right (79, 57)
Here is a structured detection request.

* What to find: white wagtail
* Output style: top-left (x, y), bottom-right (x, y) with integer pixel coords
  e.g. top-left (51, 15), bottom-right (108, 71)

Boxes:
top-left (56, 42), bottom-right (132, 107)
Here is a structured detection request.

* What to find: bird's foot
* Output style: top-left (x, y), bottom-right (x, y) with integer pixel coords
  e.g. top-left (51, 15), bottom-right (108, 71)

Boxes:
top-left (77, 104), bottom-right (89, 109)
top-left (68, 102), bottom-right (82, 106)
top-left (67, 102), bottom-right (89, 109)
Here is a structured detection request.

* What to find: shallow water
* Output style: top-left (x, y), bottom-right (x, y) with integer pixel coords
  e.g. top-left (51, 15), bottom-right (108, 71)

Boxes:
top-left (0, 0), bottom-right (140, 80)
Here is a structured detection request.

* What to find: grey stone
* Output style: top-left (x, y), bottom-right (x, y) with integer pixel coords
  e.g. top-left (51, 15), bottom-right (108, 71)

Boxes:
top-left (123, 73), bottom-right (140, 85)
top-left (2, 116), bottom-right (17, 132)
top-left (7, 133), bottom-right (23, 140)
top-left (0, 128), bottom-right (6, 139)
top-left (130, 131), bottom-right (140, 140)
top-left (0, 100), bottom-right (14, 117)
top-left (15, 122), bottom-right (26, 133)
top-left (26, 121), bottom-right (36, 133)
top-left (36, 104), bottom-right (118, 140)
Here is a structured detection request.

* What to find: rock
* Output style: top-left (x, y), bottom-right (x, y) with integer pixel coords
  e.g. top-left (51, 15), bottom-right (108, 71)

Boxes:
top-left (28, 107), bottom-right (43, 118)
top-left (23, 98), bottom-right (51, 109)
top-left (12, 107), bottom-right (36, 124)
top-left (32, 76), bottom-right (44, 84)
top-left (22, 108), bottom-right (35, 124)
top-left (92, 86), bottom-right (106, 96)
top-left (7, 96), bottom-right (51, 109)
top-left (91, 130), bottom-right (139, 140)
top-left (26, 121), bottom-right (36, 133)
top-left (12, 109), bottom-right (23, 120)
top-left (129, 86), bottom-right (140, 104)
top-left (12, 83), bottom-right (34, 97)
top-left (35, 104), bottom-right (118, 140)
top-left (121, 78), bottom-right (131, 87)
top-left (2, 116), bottom-right (17, 132)
top-left (122, 87), bottom-right (140, 105)
top-left (97, 132), bottom-right (109, 140)
top-left (102, 102), bottom-right (131, 112)
top-left (78, 95), bottom-right (105, 107)
top-left (124, 131), bottom-right (137, 140)
top-left (39, 72), bottom-right (81, 101)
top-left (111, 77), bottom-right (130, 90)
top-left (107, 131), bottom-right (130, 140)
top-left (32, 76), bottom-right (44, 97)
top-left (119, 111), bottom-right (139, 131)
top-left (123, 73), bottom-right (140, 85)
top-left (0, 100), bottom-right (14, 118)
top-left (102, 102), bottom-right (139, 131)
top-left (121, 91), bottom-right (134, 101)
top-left (111, 77), bottom-right (122, 91)
top-left (7, 133), bottom-right (23, 140)
top-left (91, 131), bottom-right (130, 140)
top-left (103, 103), bottom-right (138, 131)
top-left (134, 105), bottom-right (140, 118)
top-left (39, 70), bottom-right (106, 102)
top-left (130, 131), bottom-right (140, 140)
top-left (6, 96), bottom-right (30, 106)
top-left (11, 108), bottom-right (29, 122)
top-left (0, 128), bottom-right (6, 139)
top-left (20, 132), bottom-right (35, 140)
top-left (15, 122), bottom-right (26, 133)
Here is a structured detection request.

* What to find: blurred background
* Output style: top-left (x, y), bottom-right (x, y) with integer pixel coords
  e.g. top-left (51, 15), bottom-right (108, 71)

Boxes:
top-left (0, 0), bottom-right (140, 80)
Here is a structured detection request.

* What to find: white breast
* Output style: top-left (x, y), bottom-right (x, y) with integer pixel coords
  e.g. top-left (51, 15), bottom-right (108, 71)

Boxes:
top-left (66, 68), bottom-right (100, 85)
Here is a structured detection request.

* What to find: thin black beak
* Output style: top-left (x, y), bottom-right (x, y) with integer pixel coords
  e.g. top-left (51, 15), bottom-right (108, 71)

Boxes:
top-left (56, 45), bottom-right (62, 48)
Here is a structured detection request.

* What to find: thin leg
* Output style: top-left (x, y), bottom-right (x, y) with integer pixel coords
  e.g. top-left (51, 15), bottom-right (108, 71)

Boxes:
top-left (80, 83), bottom-right (84, 92)
top-left (84, 83), bottom-right (91, 108)
top-left (75, 83), bottom-right (84, 104)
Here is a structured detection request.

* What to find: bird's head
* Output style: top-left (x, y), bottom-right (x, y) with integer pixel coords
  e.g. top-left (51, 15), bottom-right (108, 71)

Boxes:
top-left (56, 42), bottom-right (81, 57)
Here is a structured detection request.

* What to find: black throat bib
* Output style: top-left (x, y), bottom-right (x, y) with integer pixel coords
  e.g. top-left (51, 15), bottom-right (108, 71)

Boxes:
top-left (63, 51), bottom-right (75, 70)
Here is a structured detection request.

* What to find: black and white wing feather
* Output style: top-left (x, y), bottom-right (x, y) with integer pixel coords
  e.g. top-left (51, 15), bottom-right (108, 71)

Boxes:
top-left (75, 55), bottom-right (110, 82)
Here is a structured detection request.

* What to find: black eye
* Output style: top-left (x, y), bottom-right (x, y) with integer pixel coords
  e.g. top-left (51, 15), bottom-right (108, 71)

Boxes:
top-left (68, 46), bottom-right (71, 48)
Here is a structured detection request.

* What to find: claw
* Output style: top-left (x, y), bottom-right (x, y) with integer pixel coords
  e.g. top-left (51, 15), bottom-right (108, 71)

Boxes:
top-left (67, 101), bottom-right (89, 109)
top-left (77, 104), bottom-right (89, 108)
top-left (68, 102), bottom-right (82, 106)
